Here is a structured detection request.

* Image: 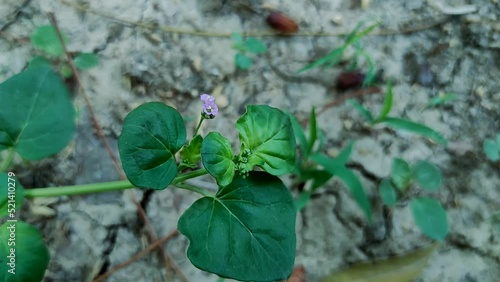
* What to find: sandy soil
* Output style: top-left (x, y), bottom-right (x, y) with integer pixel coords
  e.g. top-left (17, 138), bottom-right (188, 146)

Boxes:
top-left (0, 0), bottom-right (499, 281)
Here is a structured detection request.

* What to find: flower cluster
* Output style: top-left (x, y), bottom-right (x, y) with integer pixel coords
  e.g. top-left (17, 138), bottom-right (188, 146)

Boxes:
top-left (200, 94), bottom-right (218, 119)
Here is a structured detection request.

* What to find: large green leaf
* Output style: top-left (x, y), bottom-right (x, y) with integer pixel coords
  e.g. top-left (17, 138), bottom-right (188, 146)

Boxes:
top-left (0, 221), bottom-right (50, 282)
top-left (178, 172), bottom-right (296, 281)
top-left (118, 102), bottom-right (186, 190)
top-left (201, 132), bottom-right (235, 187)
top-left (0, 66), bottom-right (75, 160)
top-left (412, 161), bottom-right (442, 191)
top-left (236, 105), bottom-right (296, 175)
top-left (381, 117), bottom-right (446, 145)
top-left (0, 172), bottom-right (24, 218)
top-left (410, 197), bottom-right (448, 240)
top-left (31, 25), bottom-right (67, 57)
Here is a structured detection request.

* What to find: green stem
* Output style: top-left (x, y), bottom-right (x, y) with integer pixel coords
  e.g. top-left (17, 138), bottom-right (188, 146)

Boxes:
top-left (0, 148), bottom-right (15, 172)
top-left (174, 182), bottom-right (213, 197)
top-left (24, 168), bottom-right (209, 198)
top-left (193, 115), bottom-right (205, 137)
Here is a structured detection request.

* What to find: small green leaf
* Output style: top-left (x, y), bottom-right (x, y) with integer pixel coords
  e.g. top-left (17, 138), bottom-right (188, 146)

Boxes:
top-left (28, 56), bottom-right (52, 69)
top-left (379, 179), bottom-right (397, 207)
top-left (0, 172), bottom-right (24, 217)
top-left (307, 107), bottom-right (318, 156)
top-left (483, 138), bottom-right (499, 161)
top-left (411, 197), bottom-right (448, 240)
top-left (59, 64), bottom-right (73, 78)
top-left (287, 112), bottom-right (308, 156)
top-left (412, 161), bottom-right (442, 191)
top-left (244, 38), bottom-right (267, 54)
top-left (0, 221), bottom-right (50, 281)
top-left (201, 132), bottom-right (235, 187)
top-left (391, 158), bottom-right (412, 190)
top-left (73, 53), bottom-right (100, 70)
top-left (300, 168), bottom-right (333, 190)
top-left (296, 190), bottom-right (311, 211)
top-left (235, 53), bottom-right (252, 70)
top-left (236, 105), bottom-right (296, 175)
top-left (426, 93), bottom-right (459, 108)
top-left (349, 99), bottom-right (374, 123)
top-left (231, 32), bottom-right (244, 50)
top-left (0, 66), bottom-right (75, 159)
top-left (118, 102), bottom-right (186, 190)
top-left (178, 172), bottom-right (296, 281)
top-left (180, 135), bottom-right (203, 169)
top-left (381, 117), bottom-right (446, 145)
top-left (375, 81), bottom-right (393, 122)
top-left (31, 25), bottom-right (67, 57)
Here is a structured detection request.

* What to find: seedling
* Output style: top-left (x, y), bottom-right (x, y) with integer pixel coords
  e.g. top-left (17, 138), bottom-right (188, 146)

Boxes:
top-left (483, 134), bottom-right (500, 161)
top-left (289, 108), bottom-right (372, 222)
top-left (298, 21), bottom-right (379, 87)
top-left (379, 158), bottom-right (448, 240)
top-left (424, 93), bottom-right (459, 109)
top-left (231, 32), bottom-right (267, 70)
top-left (349, 82), bottom-right (447, 145)
top-left (30, 25), bottom-right (100, 77)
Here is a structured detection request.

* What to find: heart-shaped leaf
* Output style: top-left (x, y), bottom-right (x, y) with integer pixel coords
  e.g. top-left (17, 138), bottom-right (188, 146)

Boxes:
top-left (0, 172), bottom-right (24, 218)
top-left (178, 172), bottom-right (296, 281)
top-left (0, 221), bottom-right (50, 281)
top-left (236, 105), bottom-right (296, 175)
top-left (0, 66), bottom-right (75, 160)
top-left (411, 197), bottom-right (448, 240)
top-left (201, 132), bottom-right (235, 186)
top-left (118, 102), bottom-right (186, 190)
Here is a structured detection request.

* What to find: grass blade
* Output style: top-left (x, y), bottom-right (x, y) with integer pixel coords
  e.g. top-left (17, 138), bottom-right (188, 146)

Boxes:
top-left (374, 81), bottom-right (393, 122)
top-left (381, 117), bottom-right (446, 145)
top-left (349, 99), bottom-right (374, 122)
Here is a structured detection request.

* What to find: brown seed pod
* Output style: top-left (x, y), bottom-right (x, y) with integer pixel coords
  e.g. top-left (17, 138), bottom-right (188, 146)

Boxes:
top-left (336, 70), bottom-right (365, 91)
top-left (266, 11), bottom-right (299, 34)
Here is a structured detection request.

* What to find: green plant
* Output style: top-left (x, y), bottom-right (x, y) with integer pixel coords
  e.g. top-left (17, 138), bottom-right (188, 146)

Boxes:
top-left (30, 25), bottom-right (100, 77)
top-left (298, 21), bottom-right (379, 86)
top-left (288, 108), bottom-right (372, 222)
top-left (483, 134), bottom-right (500, 161)
top-left (424, 93), bottom-right (459, 110)
top-left (231, 32), bottom-right (267, 70)
top-left (349, 82), bottom-right (447, 145)
top-left (0, 66), bottom-right (298, 281)
top-left (379, 158), bottom-right (448, 240)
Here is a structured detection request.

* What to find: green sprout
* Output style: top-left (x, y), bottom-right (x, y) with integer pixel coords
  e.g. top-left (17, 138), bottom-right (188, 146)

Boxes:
top-left (349, 82), bottom-right (447, 145)
top-left (30, 25), bottom-right (100, 78)
top-left (379, 158), bottom-right (448, 240)
top-left (231, 32), bottom-right (267, 70)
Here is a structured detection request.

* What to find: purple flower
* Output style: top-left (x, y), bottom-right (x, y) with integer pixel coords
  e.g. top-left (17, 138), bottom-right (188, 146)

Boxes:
top-left (200, 93), bottom-right (218, 119)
